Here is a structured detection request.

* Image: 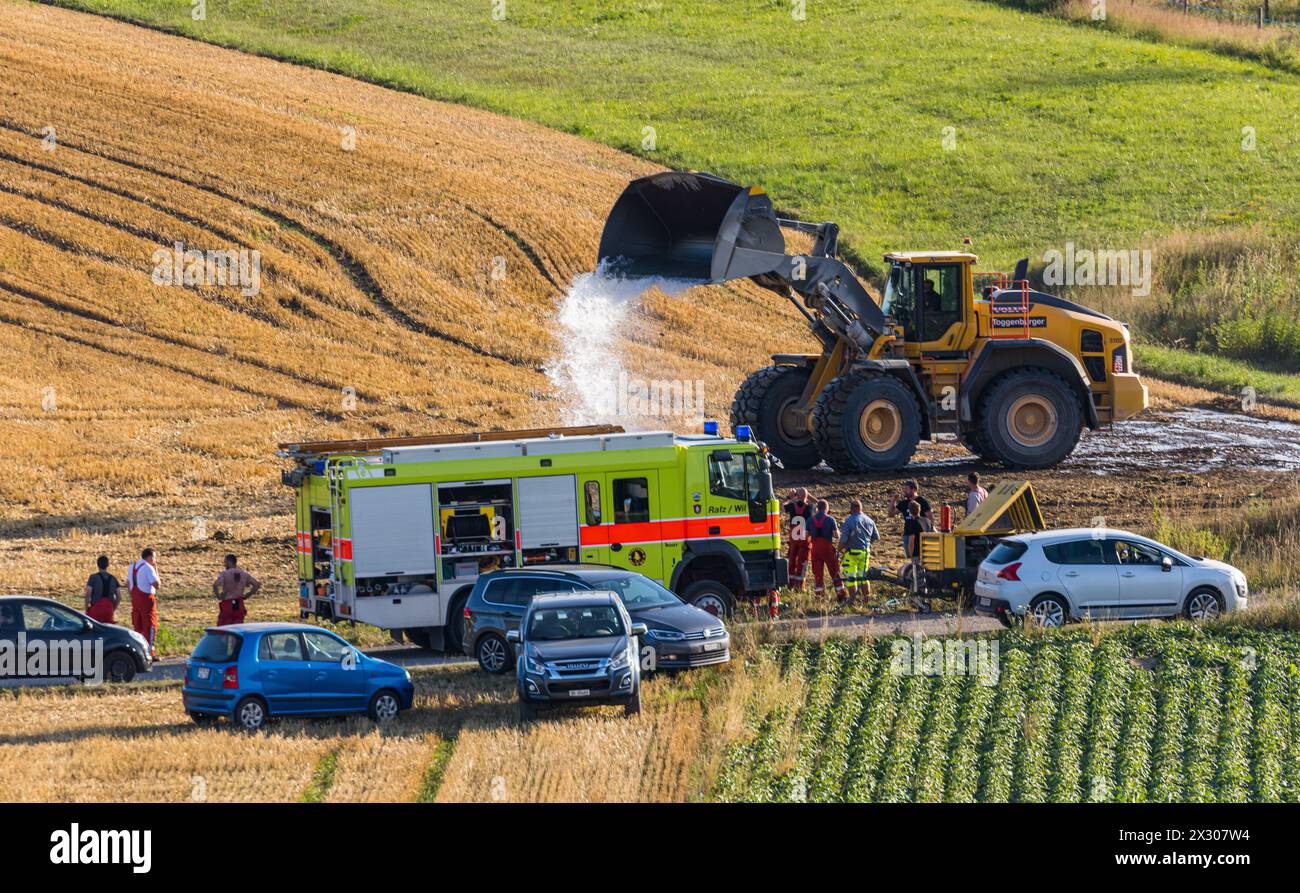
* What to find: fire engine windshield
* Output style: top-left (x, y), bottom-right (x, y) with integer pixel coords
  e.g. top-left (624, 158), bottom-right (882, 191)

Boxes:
top-left (708, 450), bottom-right (762, 504)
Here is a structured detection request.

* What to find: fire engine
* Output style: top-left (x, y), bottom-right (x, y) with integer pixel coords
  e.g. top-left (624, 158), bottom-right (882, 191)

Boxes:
top-left (278, 424), bottom-right (787, 651)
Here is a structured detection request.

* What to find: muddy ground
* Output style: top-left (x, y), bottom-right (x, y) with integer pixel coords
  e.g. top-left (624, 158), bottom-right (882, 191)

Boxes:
top-left (779, 380), bottom-right (1300, 581)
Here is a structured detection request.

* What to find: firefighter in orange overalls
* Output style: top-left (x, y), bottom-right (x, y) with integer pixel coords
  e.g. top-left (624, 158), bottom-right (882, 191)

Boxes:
top-left (808, 500), bottom-right (848, 602)
top-left (783, 488), bottom-right (815, 591)
top-left (128, 548), bottom-right (160, 659)
top-left (214, 554), bottom-right (261, 626)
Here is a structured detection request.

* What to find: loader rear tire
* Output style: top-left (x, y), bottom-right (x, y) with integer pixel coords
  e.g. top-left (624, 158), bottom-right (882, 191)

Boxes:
top-left (959, 428), bottom-right (998, 463)
top-left (811, 373), bottom-right (921, 472)
top-left (730, 365), bottom-right (821, 470)
top-left (976, 369), bottom-right (1082, 468)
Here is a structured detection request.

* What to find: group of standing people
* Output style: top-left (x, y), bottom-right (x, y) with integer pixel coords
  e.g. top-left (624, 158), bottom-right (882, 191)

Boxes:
top-left (83, 549), bottom-right (261, 659)
top-left (782, 472), bottom-right (989, 605)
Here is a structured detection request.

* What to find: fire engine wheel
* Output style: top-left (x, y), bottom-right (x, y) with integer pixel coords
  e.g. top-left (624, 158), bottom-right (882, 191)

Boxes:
top-left (976, 369), bottom-right (1082, 468)
top-left (811, 373), bottom-right (921, 472)
top-left (444, 591), bottom-right (470, 653)
top-left (730, 365), bottom-right (821, 470)
top-left (682, 580), bottom-right (736, 618)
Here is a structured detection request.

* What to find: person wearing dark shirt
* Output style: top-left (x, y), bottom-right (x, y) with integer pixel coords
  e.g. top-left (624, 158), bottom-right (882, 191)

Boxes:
top-left (890, 479), bottom-right (933, 554)
top-left (903, 500), bottom-right (935, 558)
top-left (84, 554), bottom-right (121, 624)
top-left (808, 499), bottom-right (848, 602)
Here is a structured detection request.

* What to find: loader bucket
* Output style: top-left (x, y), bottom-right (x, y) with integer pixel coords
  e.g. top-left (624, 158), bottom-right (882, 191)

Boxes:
top-left (597, 172), bottom-right (787, 282)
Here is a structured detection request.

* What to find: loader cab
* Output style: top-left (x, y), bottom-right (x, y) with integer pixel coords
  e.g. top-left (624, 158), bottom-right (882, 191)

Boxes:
top-left (881, 252), bottom-right (977, 355)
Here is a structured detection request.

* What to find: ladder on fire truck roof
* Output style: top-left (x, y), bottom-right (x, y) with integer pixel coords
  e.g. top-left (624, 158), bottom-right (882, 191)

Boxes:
top-left (277, 424), bottom-right (626, 460)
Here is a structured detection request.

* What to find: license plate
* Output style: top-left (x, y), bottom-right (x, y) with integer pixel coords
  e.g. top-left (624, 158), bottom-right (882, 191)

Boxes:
top-left (568, 689), bottom-right (590, 697)
top-left (978, 597), bottom-right (992, 607)
top-left (196, 666), bottom-right (210, 680)
top-left (704, 642), bottom-right (721, 651)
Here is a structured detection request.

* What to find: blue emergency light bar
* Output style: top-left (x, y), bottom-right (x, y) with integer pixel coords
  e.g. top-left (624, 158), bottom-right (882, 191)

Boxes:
top-left (703, 420), bottom-right (719, 435)
top-left (735, 425), bottom-right (753, 440)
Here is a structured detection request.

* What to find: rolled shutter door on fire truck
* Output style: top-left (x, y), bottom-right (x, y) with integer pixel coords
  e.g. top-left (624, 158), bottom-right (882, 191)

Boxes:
top-left (517, 475), bottom-right (579, 549)
top-left (349, 483), bottom-right (437, 577)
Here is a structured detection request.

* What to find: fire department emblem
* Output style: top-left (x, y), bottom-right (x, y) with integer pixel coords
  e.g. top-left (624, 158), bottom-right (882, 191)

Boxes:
top-left (628, 548), bottom-right (647, 567)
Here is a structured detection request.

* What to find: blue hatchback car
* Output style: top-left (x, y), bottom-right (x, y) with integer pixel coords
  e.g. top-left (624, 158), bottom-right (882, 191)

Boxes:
top-left (182, 623), bottom-right (414, 731)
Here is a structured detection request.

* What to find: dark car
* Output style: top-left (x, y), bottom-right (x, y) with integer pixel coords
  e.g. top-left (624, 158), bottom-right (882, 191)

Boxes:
top-left (0, 595), bottom-right (151, 684)
top-left (511, 591), bottom-right (646, 720)
top-left (182, 623), bottom-right (415, 731)
top-left (463, 566), bottom-right (730, 674)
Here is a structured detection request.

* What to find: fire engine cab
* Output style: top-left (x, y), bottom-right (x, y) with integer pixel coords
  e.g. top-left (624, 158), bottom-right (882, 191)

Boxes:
top-left (278, 424), bottom-right (787, 652)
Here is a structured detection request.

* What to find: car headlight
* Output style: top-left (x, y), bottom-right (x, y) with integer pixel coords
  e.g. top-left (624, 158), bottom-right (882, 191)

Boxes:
top-left (525, 654), bottom-right (546, 675)
top-left (609, 648), bottom-right (631, 671)
top-left (129, 631), bottom-right (148, 651)
top-left (646, 628), bottom-right (684, 641)
top-left (1234, 575), bottom-right (1248, 598)
top-left (404, 668), bottom-right (413, 682)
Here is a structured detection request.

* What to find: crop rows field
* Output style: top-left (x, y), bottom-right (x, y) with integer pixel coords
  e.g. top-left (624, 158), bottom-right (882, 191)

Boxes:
top-left (711, 629), bottom-right (1300, 803)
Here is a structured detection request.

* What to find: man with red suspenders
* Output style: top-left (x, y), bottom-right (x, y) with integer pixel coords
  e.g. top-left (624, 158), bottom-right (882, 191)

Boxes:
top-left (83, 554), bottom-right (121, 624)
top-left (783, 488), bottom-right (815, 591)
top-left (808, 499), bottom-right (848, 602)
top-left (128, 548), bottom-right (160, 659)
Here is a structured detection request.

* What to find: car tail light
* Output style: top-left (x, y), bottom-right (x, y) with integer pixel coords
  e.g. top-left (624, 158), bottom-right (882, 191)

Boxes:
top-left (222, 666), bottom-right (239, 689)
top-left (464, 605), bottom-right (472, 619)
top-left (997, 562), bottom-right (1022, 582)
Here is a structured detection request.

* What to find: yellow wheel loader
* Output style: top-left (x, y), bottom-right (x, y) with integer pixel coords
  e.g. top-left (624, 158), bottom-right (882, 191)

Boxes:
top-left (597, 172), bottom-right (1148, 471)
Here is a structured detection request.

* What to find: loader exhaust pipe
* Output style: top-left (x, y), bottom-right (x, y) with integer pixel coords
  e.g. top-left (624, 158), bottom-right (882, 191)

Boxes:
top-left (597, 172), bottom-right (787, 282)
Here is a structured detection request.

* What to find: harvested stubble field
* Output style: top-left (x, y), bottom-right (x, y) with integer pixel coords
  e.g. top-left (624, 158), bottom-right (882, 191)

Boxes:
top-left (0, 660), bottom-right (723, 802)
top-left (0, 3), bottom-right (804, 644)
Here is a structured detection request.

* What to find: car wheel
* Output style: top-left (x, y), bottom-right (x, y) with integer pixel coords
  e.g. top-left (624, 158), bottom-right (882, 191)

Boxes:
top-left (188, 711), bottom-right (217, 725)
top-left (624, 684), bottom-right (642, 717)
top-left (105, 651), bottom-right (136, 683)
top-left (368, 689), bottom-right (401, 723)
top-left (234, 696), bottom-right (268, 732)
top-left (682, 580), bottom-right (736, 618)
top-left (1028, 594), bottom-right (1069, 628)
top-left (476, 633), bottom-right (511, 674)
top-left (997, 610), bottom-right (1020, 630)
top-left (1184, 587), bottom-right (1224, 622)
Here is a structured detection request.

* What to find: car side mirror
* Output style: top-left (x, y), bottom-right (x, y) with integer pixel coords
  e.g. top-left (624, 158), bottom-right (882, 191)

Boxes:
top-left (506, 629), bottom-right (520, 644)
top-left (630, 623), bottom-right (648, 637)
top-left (1161, 556), bottom-right (1173, 572)
top-left (82, 618), bottom-right (93, 633)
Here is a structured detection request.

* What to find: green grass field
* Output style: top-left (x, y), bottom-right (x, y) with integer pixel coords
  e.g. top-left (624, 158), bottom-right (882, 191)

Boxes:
top-left (40, 0), bottom-right (1300, 275)
top-left (715, 628), bottom-right (1300, 802)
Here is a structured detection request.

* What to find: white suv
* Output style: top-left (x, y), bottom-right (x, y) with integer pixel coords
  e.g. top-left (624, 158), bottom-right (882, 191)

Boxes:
top-left (973, 528), bottom-right (1248, 628)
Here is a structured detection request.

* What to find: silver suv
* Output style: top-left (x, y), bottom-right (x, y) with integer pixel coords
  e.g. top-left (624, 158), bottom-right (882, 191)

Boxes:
top-left (509, 591), bottom-right (647, 720)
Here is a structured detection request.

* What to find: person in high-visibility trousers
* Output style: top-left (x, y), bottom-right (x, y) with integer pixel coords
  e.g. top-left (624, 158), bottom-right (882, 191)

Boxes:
top-left (838, 499), bottom-right (880, 604)
top-left (782, 488), bottom-right (815, 591)
top-left (214, 553), bottom-right (261, 626)
top-left (808, 500), bottom-right (848, 602)
top-left (128, 547), bottom-right (160, 660)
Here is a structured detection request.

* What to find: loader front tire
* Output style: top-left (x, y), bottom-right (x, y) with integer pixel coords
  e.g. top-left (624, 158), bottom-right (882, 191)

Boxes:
top-left (811, 373), bottom-right (921, 472)
top-left (976, 369), bottom-right (1082, 468)
top-left (730, 365), bottom-right (821, 470)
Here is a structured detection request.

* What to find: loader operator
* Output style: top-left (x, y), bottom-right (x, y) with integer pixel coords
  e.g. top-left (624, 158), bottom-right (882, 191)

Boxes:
top-left (214, 554), bottom-right (261, 626)
top-left (783, 488), bottom-right (815, 591)
top-left (809, 500), bottom-right (849, 602)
